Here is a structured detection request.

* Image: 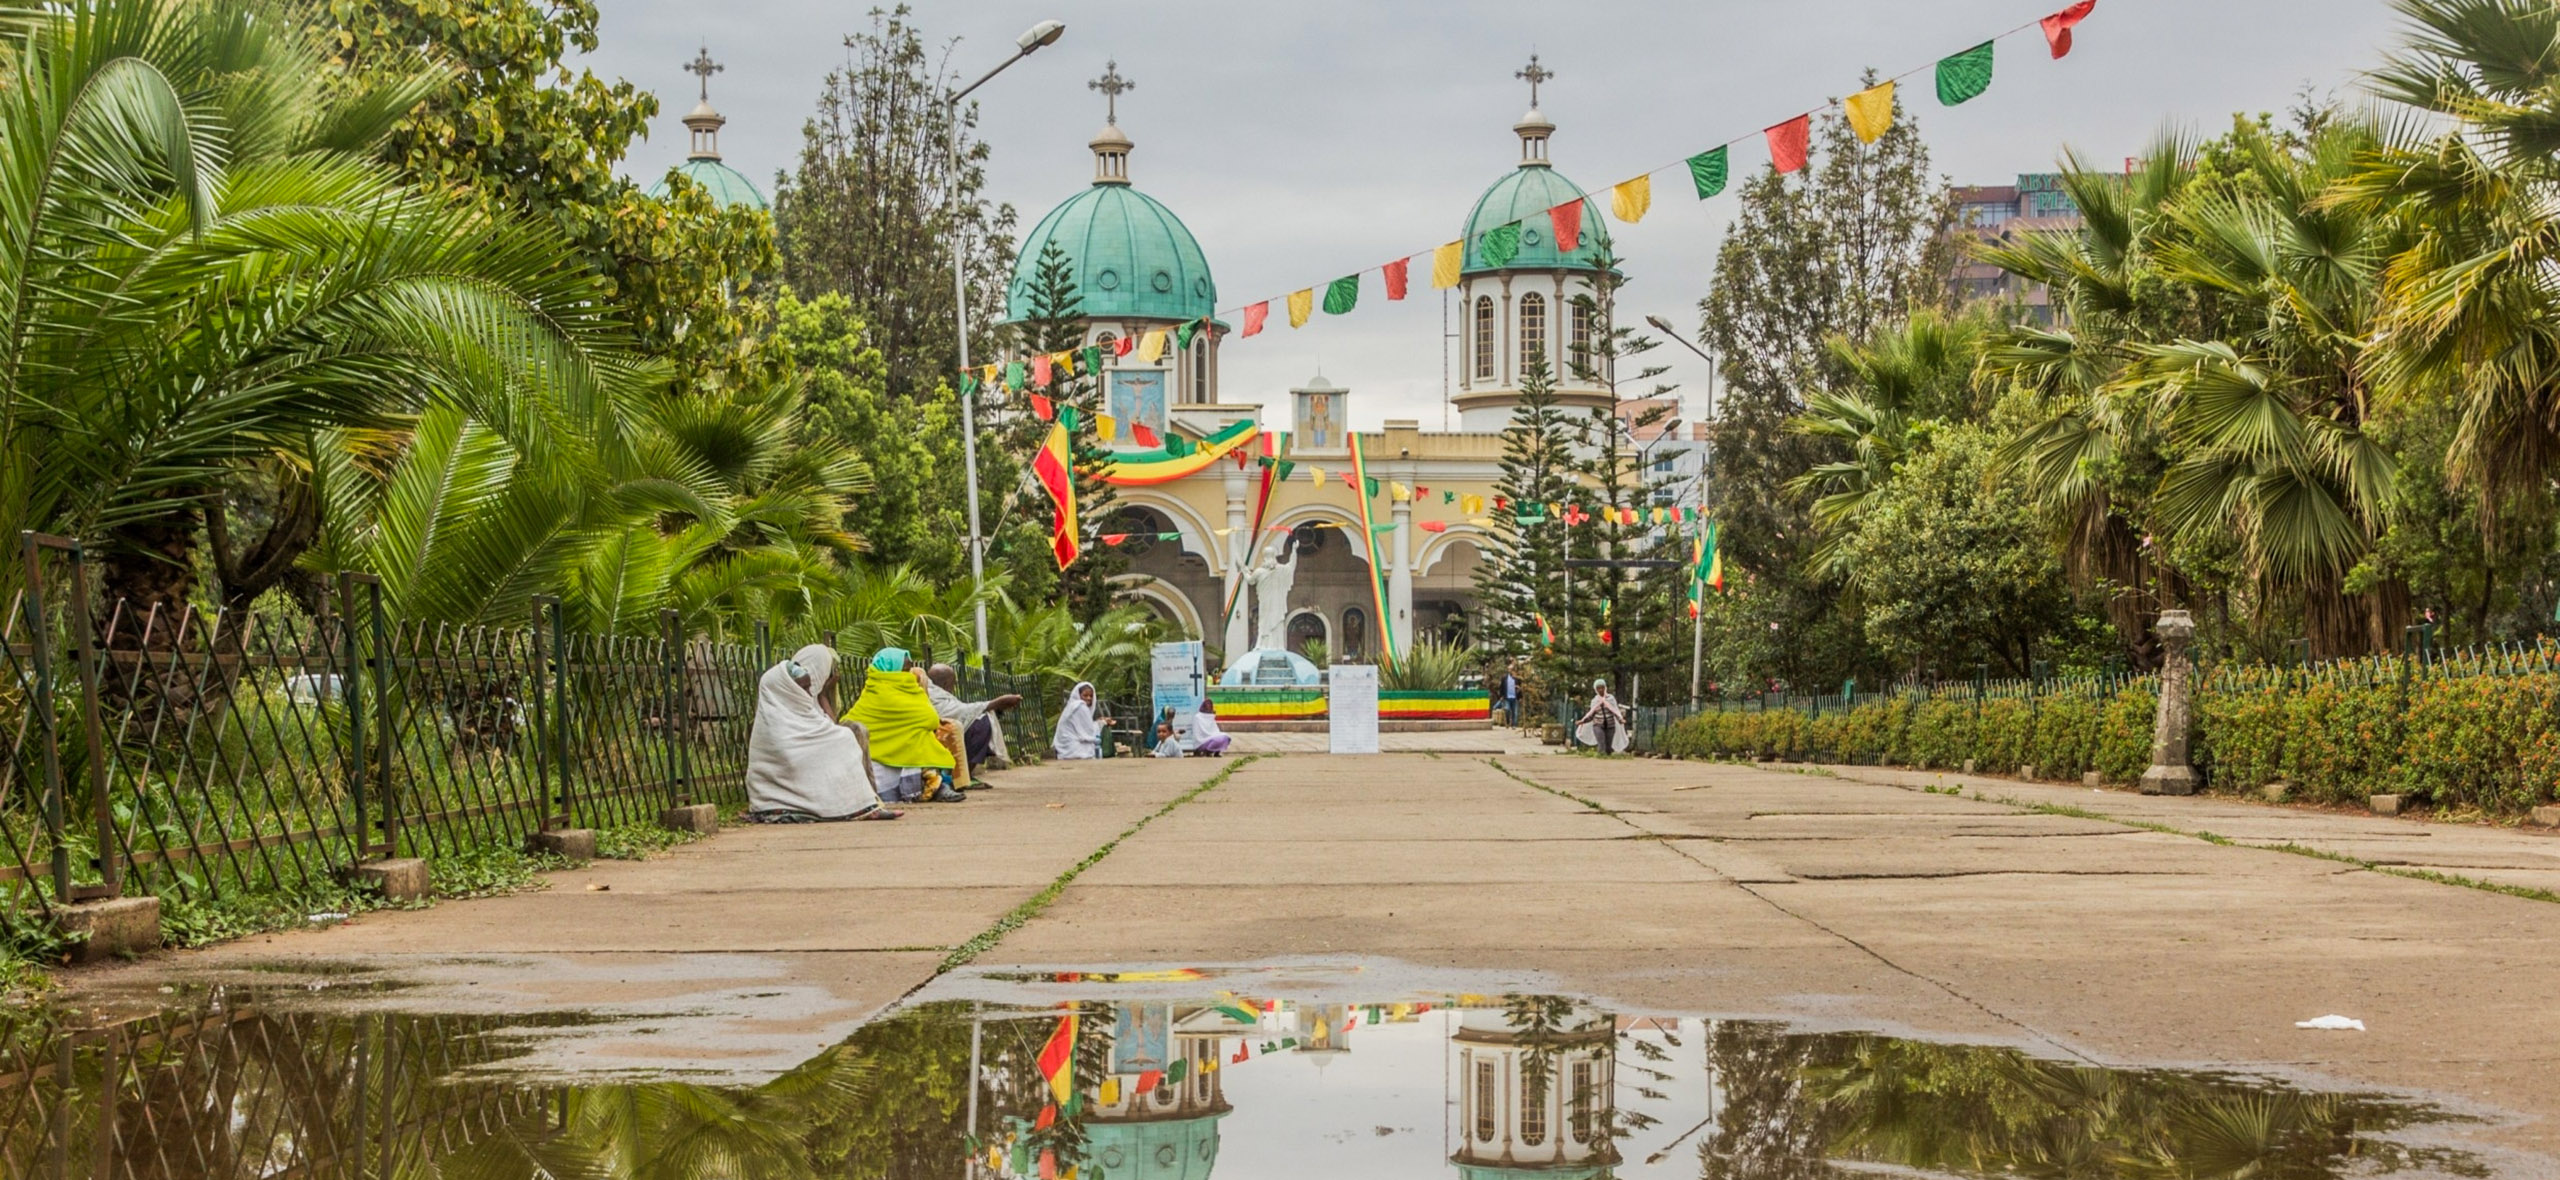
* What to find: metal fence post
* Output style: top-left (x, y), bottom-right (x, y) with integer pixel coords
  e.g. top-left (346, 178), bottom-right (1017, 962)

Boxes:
top-left (337, 572), bottom-right (368, 867)
top-left (368, 578), bottom-right (394, 856)
top-left (532, 596), bottom-right (570, 831)
top-left (661, 609), bottom-right (689, 809)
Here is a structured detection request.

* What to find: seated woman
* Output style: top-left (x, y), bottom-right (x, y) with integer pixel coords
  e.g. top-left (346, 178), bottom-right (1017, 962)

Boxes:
top-left (1052, 681), bottom-right (1108, 760)
top-left (844, 648), bottom-right (965, 803)
top-left (745, 645), bottom-right (898, 822)
top-left (1188, 698), bottom-right (1232, 756)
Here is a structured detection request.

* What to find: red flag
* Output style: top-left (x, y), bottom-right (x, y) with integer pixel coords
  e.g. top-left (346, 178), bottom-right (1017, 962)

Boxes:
top-left (1420, 520), bottom-right (1448, 533)
top-left (1034, 1104), bottom-right (1056, 1131)
top-left (1766, 114), bottom-right (1811, 174)
top-left (1382, 258), bottom-right (1409, 301)
top-left (2040, 0), bottom-right (2095, 58)
top-left (1039, 1148), bottom-right (1058, 1178)
top-left (1549, 200), bottom-right (1583, 253)
top-left (1242, 301), bottom-right (1269, 337)
top-left (1102, 533), bottom-right (1129, 546)
top-left (1029, 394), bottom-right (1055, 421)
top-left (1032, 354), bottom-right (1053, 386)
top-left (1232, 1042), bottom-right (1250, 1063)
top-left (1113, 335), bottom-right (1136, 357)
top-left (1037, 1011), bottom-right (1078, 1103)
top-left (1034, 423), bottom-right (1079, 569)
top-left (1133, 423), bottom-right (1160, 448)
top-left (1136, 1069), bottom-right (1164, 1092)
top-left (1493, 496), bottom-right (1508, 511)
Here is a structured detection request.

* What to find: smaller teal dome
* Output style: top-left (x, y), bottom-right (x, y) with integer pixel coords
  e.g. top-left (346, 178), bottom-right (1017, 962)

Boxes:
top-left (1460, 167), bottom-right (1608, 274)
top-left (651, 159), bottom-right (768, 212)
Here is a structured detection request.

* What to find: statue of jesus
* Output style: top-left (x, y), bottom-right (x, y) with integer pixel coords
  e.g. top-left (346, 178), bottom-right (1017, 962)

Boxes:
top-left (1248, 533), bottom-right (1300, 653)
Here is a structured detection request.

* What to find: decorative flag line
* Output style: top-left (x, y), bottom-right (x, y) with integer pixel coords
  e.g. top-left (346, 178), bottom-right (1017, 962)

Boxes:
top-left (953, 1), bottom-right (2099, 384)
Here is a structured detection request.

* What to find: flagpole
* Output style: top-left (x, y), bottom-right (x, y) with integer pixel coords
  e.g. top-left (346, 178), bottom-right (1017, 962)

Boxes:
top-left (963, 1005), bottom-right (984, 1180)
top-left (1651, 315), bottom-right (1714, 708)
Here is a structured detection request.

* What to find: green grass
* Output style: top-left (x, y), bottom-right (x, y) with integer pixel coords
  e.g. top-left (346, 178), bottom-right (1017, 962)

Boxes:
top-left (937, 755), bottom-right (1264, 974)
top-left (595, 821), bottom-right (711, 861)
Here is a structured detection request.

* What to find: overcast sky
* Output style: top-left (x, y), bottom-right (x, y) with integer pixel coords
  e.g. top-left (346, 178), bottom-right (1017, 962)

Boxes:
top-left (584, 0), bottom-right (2407, 431)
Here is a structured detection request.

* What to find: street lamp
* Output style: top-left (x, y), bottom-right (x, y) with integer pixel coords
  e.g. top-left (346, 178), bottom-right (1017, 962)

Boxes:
top-left (950, 19), bottom-right (1066, 663)
top-left (1647, 314), bottom-right (1716, 707)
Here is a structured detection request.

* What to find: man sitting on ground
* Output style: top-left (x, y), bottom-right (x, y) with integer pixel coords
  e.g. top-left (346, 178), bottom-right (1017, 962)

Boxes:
top-left (926, 664), bottom-right (1023, 780)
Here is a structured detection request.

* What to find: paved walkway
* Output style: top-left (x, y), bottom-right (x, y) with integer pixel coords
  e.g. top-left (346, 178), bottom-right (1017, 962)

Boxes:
top-left (85, 750), bottom-right (2560, 1170)
top-left (1226, 726), bottom-right (1550, 755)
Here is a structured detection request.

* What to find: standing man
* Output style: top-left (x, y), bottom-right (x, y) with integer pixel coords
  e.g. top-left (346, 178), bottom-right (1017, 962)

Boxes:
top-left (1500, 660), bottom-right (1523, 728)
top-left (927, 665), bottom-right (1024, 782)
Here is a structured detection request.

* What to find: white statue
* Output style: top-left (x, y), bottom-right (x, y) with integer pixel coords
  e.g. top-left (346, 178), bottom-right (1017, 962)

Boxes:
top-left (1249, 534), bottom-right (1300, 653)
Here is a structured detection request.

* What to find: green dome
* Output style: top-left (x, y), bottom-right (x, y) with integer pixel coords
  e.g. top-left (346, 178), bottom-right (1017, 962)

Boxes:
top-left (1083, 1112), bottom-right (1223, 1180)
top-left (1461, 166), bottom-right (1610, 274)
top-left (650, 159), bottom-right (768, 212)
top-left (1009, 183), bottom-right (1215, 323)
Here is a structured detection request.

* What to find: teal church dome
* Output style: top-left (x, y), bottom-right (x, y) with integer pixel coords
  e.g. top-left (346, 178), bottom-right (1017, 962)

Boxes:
top-left (1008, 122), bottom-right (1216, 323)
top-left (1461, 105), bottom-right (1610, 274)
top-left (651, 156), bottom-right (767, 211)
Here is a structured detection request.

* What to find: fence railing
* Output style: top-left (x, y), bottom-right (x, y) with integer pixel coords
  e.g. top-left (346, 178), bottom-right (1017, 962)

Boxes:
top-left (0, 537), bottom-right (775, 933)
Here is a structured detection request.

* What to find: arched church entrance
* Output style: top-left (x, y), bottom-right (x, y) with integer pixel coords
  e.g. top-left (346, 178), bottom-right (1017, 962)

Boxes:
top-left (1103, 504), bottom-right (1219, 639)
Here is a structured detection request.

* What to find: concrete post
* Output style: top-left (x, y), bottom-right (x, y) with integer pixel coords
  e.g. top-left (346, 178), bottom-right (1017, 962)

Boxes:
top-left (1389, 489), bottom-right (1415, 661)
top-left (2139, 609), bottom-right (2199, 796)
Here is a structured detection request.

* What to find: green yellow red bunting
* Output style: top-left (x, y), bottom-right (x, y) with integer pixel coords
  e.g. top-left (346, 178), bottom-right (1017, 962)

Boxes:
top-left (1324, 274), bottom-right (1359, 315)
top-left (1937, 41), bottom-right (1994, 105)
top-left (1479, 221), bottom-right (1521, 268)
top-left (1687, 147), bottom-right (1729, 199)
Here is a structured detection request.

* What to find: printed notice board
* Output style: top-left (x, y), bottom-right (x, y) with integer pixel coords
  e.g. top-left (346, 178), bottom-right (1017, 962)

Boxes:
top-left (1328, 664), bottom-right (1379, 754)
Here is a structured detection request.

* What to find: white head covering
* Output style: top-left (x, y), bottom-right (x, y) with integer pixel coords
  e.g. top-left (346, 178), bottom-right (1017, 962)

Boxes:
top-left (745, 644), bottom-right (881, 817)
top-left (1052, 681), bottom-right (1101, 760)
top-left (1188, 702), bottom-right (1225, 744)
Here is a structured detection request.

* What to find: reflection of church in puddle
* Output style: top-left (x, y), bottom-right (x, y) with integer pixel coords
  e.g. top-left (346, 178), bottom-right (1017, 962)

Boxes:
top-left (1060, 999), bottom-right (1620, 1180)
top-left (1003, 58), bottom-right (1622, 670)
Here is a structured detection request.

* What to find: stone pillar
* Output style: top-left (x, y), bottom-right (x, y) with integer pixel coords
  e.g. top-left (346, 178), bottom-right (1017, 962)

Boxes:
top-left (1222, 464), bottom-right (1251, 658)
top-left (2139, 609), bottom-right (2199, 796)
top-left (1389, 488), bottom-right (1415, 660)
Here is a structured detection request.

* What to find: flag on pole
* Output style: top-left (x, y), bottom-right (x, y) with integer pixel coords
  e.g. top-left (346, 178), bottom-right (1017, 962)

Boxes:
top-left (1844, 81), bottom-right (1895, 143)
top-left (1037, 1011), bottom-right (1079, 1104)
top-left (1033, 424), bottom-right (1079, 570)
top-left (1533, 613), bottom-right (1555, 648)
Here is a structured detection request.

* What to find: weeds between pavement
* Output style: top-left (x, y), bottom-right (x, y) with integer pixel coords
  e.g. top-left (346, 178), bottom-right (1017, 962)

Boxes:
top-left (938, 756), bottom-right (1265, 974)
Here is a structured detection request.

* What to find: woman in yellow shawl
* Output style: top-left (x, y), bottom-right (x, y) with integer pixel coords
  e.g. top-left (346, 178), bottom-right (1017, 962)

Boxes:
top-left (844, 648), bottom-right (966, 804)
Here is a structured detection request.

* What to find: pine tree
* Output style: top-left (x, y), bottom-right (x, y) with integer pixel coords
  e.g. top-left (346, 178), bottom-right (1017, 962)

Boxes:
top-left (1010, 240), bottom-right (1126, 619)
top-left (1474, 353), bottom-right (1583, 659)
top-left (1563, 250), bottom-right (1690, 701)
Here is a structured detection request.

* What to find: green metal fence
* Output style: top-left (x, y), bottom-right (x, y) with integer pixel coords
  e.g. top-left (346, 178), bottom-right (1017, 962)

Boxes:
top-left (0, 534), bottom-right (770, 933)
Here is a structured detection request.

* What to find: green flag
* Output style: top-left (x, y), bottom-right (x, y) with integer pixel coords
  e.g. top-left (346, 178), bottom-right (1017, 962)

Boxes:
top-left (1165, 435), bottom-right (1192, 457)
top-left (1936, 41), bottom-right (1994, 106)
top-left (1364, 477), bottom-right (1380, 497)
top-left (1177, 320), bottom-right (1199, 350)
top-left (958, 373), bottom-right (979, 398)
top-left (1324, 274), bottom-right (1360, 315)
top-left (1687, 147), bottom-right (1729, 199)
top-left (1083, 345), bottom-right (1103, 374)
top-left (1003, 362), bottom-right (1026, 392)
top-left (1275, 459), bottom-right (1296, 480)
top-left (1479, 221), bottom-right (1522, 267)
top-left (1057, 404), bottom-right (1079, 432)
top-left (1157, 531), bottom-right (1180, 541)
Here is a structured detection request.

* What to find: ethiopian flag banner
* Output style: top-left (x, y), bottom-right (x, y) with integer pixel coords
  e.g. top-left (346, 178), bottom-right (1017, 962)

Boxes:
top-left (1037, 1010), bottom-right (1078, 1105)
top-left (1034, 422), bottom-right (1078, 569)
top-left (1688, 520), bottom-right (1723, 616)
top-left (1349, 434), bottom-right (1400, 666)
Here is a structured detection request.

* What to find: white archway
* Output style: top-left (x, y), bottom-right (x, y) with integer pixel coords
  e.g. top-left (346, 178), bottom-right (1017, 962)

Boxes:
top-left (1115, 576), bottom-right (1205, 639)
top-left (1257, 503), bottom-right (1372, 566)
top-left (1109, 488), bottom-right (1223, 562)
top-left (1416, 527), bottom-right (1493, 579)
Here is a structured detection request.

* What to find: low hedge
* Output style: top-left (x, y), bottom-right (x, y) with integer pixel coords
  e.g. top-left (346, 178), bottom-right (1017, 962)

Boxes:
top-left (1659, 669), bottom-right (2560, 815)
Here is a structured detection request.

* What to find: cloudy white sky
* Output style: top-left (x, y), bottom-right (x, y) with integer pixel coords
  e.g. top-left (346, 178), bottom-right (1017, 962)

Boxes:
top-left (585, 0), bottom-right (2406, 430)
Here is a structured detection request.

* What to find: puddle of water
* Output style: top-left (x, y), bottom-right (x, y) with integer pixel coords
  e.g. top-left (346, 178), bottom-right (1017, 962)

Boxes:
top-left (0, 972), bottom-right (2489, 1179)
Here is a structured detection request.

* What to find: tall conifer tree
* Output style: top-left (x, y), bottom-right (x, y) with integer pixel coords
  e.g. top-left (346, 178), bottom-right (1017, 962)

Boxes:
top-left (1012, 241), bottom-right (1126, 618)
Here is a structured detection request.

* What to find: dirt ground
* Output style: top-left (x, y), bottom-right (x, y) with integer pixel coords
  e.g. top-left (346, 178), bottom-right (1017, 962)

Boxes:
top-left (79, 750), bottom-right (2560, 1173)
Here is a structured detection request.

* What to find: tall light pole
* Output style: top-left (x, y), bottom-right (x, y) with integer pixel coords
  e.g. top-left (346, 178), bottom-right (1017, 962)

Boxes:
top-left (1649, 315), bottom-right (1715, 707)
top-left (951, 19), bottom-right (1066, 663)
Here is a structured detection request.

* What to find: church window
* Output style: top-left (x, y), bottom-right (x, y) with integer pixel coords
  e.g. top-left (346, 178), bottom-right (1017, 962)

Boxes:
top-left (1191, 334), bottom-right (1209, 403)
top-left (1474, 297), bottom-right (1496, 380)
top-left (1519, 293), bottom-right (1547, 371)
top-left (1571, 301), bottom-right (1593, 377)
top-left (1570, 1061), bottom-right (1595, 1142)
top-left (1343, 608), bottom-right (1367, 657)
top-left (1521, 1078), bottom-right (1547, 1146)
top-left (1095, 330), bottom-right (1117, 359)
top-left (1474, 1060), bottom-right (1497, 1142)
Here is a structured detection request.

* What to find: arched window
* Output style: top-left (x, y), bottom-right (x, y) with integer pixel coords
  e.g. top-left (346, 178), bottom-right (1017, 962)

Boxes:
top-left (1521, 1075), bottom-right (1547, 1146)
top-left (1095, 330), bottom-right (1118, 364)
top-left (1191, 335), bottom-right (1209, 403)
top-left (1570, 1061), bottom-right (1595, 1142)
top-left (1570, 301), bottom-right (1594, 378)
top-left (1474, 297), bottom-right (1496, 380)
top-left (1519, 292), bottom-right (1547, 372)
top-left (1474, 1060), bottom-right (1498, 1142)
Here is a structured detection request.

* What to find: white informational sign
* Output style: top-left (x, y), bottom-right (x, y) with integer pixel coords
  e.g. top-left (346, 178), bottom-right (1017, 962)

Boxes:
top-left (1150, 640), bottom-right (1207, 751)
top-left (1328, 664), bottom-right (1380, 754)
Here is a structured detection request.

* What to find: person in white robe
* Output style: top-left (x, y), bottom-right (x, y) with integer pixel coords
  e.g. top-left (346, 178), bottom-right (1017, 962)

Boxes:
top-left (1575, 679), bottom-right (1632, 755)
top-left (1051, 682), bottom-right (1106, 760)
top-left (745, 645), bottom-right (898, 821)
top-left (1188, 699), bottom-right (1232, 756)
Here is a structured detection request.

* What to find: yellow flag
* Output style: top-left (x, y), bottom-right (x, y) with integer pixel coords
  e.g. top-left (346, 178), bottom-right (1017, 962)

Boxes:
top-left (1097, 412), bottom-right (1118, 440)
top-left (1053, 350), bottom-right (1075, 375)
top-left (1468, 516), bottom-right (1494, 527)
top-left (1463, 493), bottom-right (1483, 515)
top-left (1099, 1078), bottom-right (1122, 1105)
top-left (1845, 80), bottom-right (1895, 144)
top-left (1307, 465), bottom-right (1325, 485)
top-left (1431, 240), bottom-right (1464, 289)
top-left (1390, 481), bottom-right (1410, 501)
top-left (1287, 288), bottom-right (1315, 328)
top-left (1611, 175), bottom-right (1652, 223)
top-left (1139, 330), bottom-right (1167, 362)
top-left (981, 363), bottom-right (998, 384)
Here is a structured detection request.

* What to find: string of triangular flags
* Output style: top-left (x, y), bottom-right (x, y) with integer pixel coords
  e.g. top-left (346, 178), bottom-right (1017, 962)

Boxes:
top-left (957, 0), bottom-right (2098, 389)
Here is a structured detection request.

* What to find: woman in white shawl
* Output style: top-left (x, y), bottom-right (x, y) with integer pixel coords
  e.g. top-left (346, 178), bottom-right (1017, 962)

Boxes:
top-left (1575, 678), bottom-right (1632, 755)
top-left (1052, 681), bottom-right (1107, 760)
top-left (745, 645), bottom-right (899, 821)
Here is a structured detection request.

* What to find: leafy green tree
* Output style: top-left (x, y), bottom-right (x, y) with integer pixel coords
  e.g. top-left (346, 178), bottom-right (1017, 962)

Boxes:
top-left (775, 5), bottom-right (1015, 401)
top-left (1697, 77), bottom-right (1953, 691)
top-left (774, 292), bottom-right (969, 579)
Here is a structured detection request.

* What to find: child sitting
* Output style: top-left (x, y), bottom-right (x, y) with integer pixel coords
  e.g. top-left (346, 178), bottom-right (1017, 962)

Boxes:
top-left (1152, 717), bottom-right (1185, 757)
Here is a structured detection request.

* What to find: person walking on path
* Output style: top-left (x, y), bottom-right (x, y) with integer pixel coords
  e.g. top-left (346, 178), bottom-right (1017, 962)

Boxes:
top-left (1576, 678), bottom-right (1630, 755)
top-left (744, 645), bottom-right (899, 822)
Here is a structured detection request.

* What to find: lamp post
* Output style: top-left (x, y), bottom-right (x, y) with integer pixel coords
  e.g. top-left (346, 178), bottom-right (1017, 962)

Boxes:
top-left (950, 18), bottom-right (1066, 663)
top-left (1649, 315), bottom-right (1715, 707)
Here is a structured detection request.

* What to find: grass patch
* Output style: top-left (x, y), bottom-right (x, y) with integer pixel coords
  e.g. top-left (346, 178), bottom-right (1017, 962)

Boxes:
top-left (937, 755), bottom-right (1264, 974)
top-left (596, 822), bottom-right (708, 861)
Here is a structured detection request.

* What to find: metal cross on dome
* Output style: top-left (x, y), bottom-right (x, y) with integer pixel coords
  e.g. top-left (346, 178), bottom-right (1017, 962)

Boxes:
top-left (684, 46), bottom-right (723, 102)
top-left (1516, 54), bottom-right (1553, 107)
top-left (1090, 60), bottom-right (1134, 124)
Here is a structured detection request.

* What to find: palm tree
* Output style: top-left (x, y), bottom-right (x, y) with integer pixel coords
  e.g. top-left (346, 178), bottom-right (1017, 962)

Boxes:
top-left (0, 0), bottom-right (648, 620)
